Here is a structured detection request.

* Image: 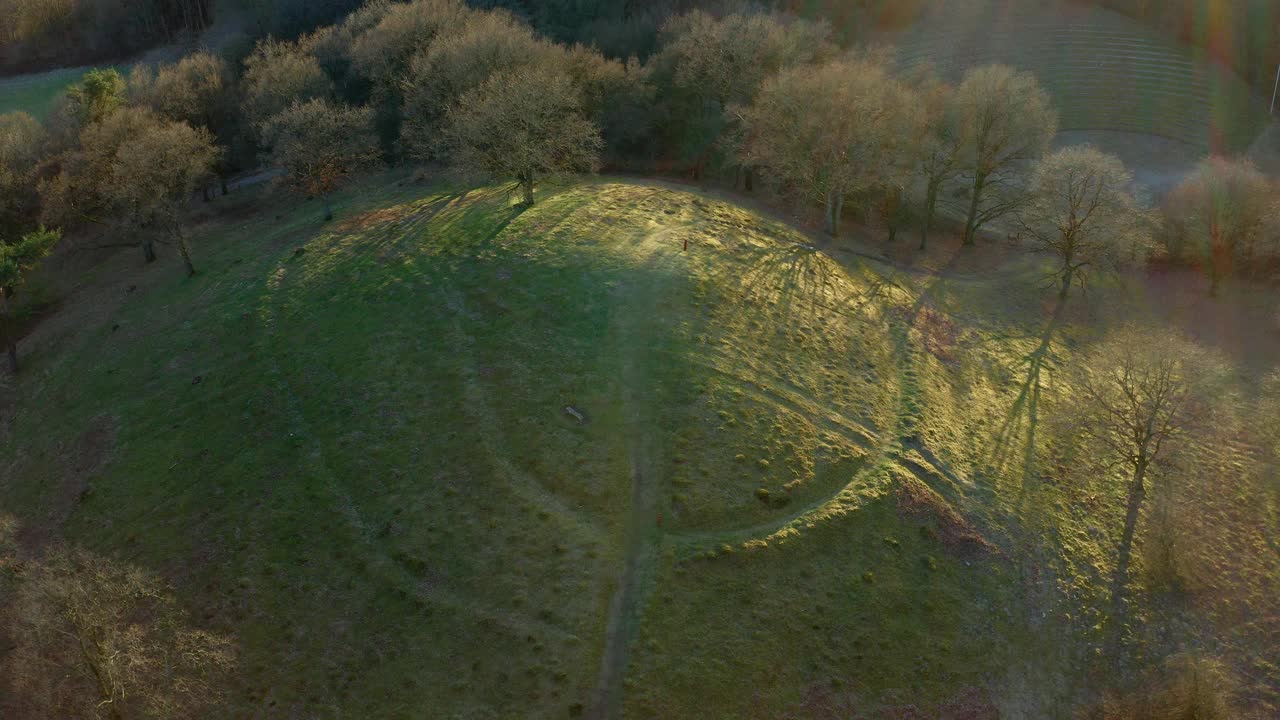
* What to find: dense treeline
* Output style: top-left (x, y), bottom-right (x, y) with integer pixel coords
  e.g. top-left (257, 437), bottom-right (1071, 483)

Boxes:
top-left (1, 0), bottom-right (1278, 375)
top-left (4, 0), bottom-right (1276, 106)
top-left (0, 0), bottom-right (893, 76)
top-left (0, 0), bottom-right (213, 73)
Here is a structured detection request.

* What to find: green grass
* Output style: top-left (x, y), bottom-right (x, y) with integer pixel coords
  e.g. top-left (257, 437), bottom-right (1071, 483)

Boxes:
top-left (2, 171), bottom-right (1277, 717)
top-left (0, 65), bottom-right (117, 119)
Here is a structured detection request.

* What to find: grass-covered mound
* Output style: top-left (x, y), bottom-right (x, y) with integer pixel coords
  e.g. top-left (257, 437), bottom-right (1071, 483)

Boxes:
top-left (3, 172), bottom-right (1277, 718)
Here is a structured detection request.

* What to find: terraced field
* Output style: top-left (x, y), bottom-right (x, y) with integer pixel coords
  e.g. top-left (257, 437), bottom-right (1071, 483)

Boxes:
top-left (884, 2), bottom-right (1272, 154)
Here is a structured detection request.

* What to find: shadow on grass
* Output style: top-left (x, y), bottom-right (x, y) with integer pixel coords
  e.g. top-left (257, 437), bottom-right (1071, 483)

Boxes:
top-left (705, 240), bottom-right (903, 334)
top-left (988, 300), bottom-right (1069, 500)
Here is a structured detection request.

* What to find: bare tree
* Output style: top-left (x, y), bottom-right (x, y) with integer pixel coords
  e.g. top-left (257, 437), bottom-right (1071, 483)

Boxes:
top-left (41, 108), bottom-right (217, 272)
top-left (348, 0), bottom-right (470, 87)
top-left (651, 9), bottom-right (835, 182)
top-left (107, 120), bottom-right (220, 276)
top-left (1066, 327), bottom-right (1227, 656)
top-left (41, 107), bottom-right (163, 257)
top-left (0, 112), bottom-right (47, 242)
top-left (736, 56), bottom-right (920, 238)
top-left (1163, 157), bottom-right (1275, 297)
top-left (261, 99), bottom-right (382, 221)
top-left (1018, 146), bottom-right (1146, 300)
top-left (129, 52), bottom-right (233, 132)
top-left (400, 10), bottom-right (557, 160)
top-left (0, 226), bottom-right (60, 373)
top-left (242, 38), bottom-right (333, 131)
top-left (439, 65), bottom-right (602, 206)
top-left (3, 545), bottom-right (235, 720)
top-left (904, 65), bottom-right (964, 250)
top-left (128, 51), bottom-right (238, 195)
top-left (955, 65), bottom-right (1057, 247)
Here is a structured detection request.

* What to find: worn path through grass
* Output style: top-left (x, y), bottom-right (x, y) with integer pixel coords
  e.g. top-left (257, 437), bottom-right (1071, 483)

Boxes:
top-left (585, 226), bottom-right (682, 719)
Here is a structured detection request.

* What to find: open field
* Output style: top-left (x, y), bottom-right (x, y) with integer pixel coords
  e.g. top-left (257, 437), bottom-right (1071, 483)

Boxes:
top-left (2, 172), bottom-right (1278, 717)
top-left (0, 66), bottom-right (111, 119)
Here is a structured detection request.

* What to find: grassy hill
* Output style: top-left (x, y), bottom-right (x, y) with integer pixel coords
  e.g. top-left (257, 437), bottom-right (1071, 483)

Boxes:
top-left (2, 172), bottom-right (1277, 717)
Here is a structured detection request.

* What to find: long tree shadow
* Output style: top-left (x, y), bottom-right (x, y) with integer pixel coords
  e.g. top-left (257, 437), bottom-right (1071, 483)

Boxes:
top-left (988, 300), bottom-right (1069, 498)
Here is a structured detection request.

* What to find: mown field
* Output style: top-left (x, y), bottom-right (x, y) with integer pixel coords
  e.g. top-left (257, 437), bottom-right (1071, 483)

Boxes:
top-left (2, 171), bottom-right (1277, 718)
top-left (0, 66), bottom-right (112, 118)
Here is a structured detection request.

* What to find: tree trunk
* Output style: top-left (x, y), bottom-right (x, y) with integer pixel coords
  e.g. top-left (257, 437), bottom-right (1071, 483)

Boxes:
top-left (322, 196), bottom-right (333, 222)
top-left (963, 172), bottom-right (987, 247)
top-left (824, 189), bottom-right (843, 238)
top-left (744, 167), bottom-right (754, 193)
top-left (522, 173), bottom-right (535, 206)
top-left (1, 287), bottom-right (16, 375)
top-left (1059, 250), bottom-right (1074, 300)
top-left (80, 639), bottom-right (125, 720)
top-left (1208, 226), bottom-right (1226, 297)
top-left (143, 240), bottom-right (156, 264)
top-left (175, 228), bottom-right (197, 277)
top-left (921, 179), bottom-right (940, 250)
top-left (221, 175), bottom-right (229, 196)
top-left (202, 185), bottom-right (212, 202)
top-left (1106, 461), bottom-right (1148, 661)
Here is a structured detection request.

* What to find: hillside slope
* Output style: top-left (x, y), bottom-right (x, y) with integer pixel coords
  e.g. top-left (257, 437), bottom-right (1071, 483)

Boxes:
top-left (2, 173), bottom-right (1277, 718)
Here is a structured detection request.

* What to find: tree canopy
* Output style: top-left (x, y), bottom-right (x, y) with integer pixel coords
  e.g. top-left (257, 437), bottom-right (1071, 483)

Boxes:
top-left (0, 225), bottom-right (60, 372)
top-left (41, 107), bottom-right (217, 272)
top-left (955, 65), bottom-right (1057, 246)
top-left (439, 65), bottom-right (603, 206)
top-left (650, 9), bottom-right (836, 179)
top-left (1019, 145), bottom-right (1146, 299)
top-left (736, 56), bottom-right (919, 238)
top-left (0, 112), bottom-right (47, 241)
top-left (905, 64), bottom-right (964, 250)
top-left (262, 98), bottom-right (382, 220)
top-left (242, 38), bottom-right (333, 132)
top-left (1164, 157), bottom-right (1276, 297)
top-left (400, 10), bottom-right (557, 160)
